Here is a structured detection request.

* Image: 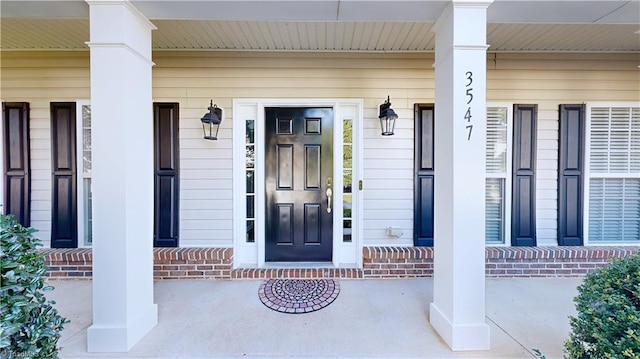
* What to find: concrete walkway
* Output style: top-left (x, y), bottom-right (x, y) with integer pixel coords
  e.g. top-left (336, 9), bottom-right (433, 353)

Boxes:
top-left (46, 278), bottom-right (582, 359)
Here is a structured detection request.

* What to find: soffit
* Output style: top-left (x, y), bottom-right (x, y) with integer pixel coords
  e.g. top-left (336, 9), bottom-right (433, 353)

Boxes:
top-left (2, 19), bottom-right (638, 52)
top-left (1, 1), bottom-right (638, 52)
top-left (2, 0), bottom-right (638, 24)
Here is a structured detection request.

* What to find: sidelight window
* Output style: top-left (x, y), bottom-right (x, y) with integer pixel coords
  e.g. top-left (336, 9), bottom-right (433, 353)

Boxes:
top-left (343, 119), bottom-right (353, 242)
top-left (246, 119), bottom-right (256, 243)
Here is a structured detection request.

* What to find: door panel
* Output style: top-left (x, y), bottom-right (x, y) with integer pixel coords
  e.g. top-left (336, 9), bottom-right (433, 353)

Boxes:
top-left (2, 102), bottom-right (31, 227)
top-left (558, 104), bottom-right (585, 245)
top-left (414, 104), bottom-right (435, 246)
top-left (51, 102), bottom-right (77, 248)
top-left (276, 203), bottom-right (294, 244)
top-left (153, 103), bottom-right (180, 247)
top-left (305, 145), bottom-right (321, 189)
top-left (265, 107), bottom-right (333, 262)
top-left (304, 203), bottom-right (321, 244)
top-left (277, 144), bottom-right (293, 189)
top-left (511, 104), bottom-right (537, 246)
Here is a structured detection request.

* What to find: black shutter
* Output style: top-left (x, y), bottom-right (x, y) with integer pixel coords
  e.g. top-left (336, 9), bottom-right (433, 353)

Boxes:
top-left (414, 104), bottom-right (434, 246)
top-left (558, 104), bottom-right (585, 246)
top-left (154, 103), bottom-right (180, 247)
top-left (511, 104), bottom-right (537, 246)
top-left (2, 102), bottom-right (31, 227)
top-left (50, 102), bottom-right (77, 248)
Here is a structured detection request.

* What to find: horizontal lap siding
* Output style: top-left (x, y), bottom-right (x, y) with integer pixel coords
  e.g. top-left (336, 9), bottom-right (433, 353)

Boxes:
top-left (153, 52), bottom-right (434, 247)
top-left (488, 53), bottom-right (640, 246)
top-left (2, 51), bottom-right (638, 248)
top-left (1, 52), bottom-right (90, 247)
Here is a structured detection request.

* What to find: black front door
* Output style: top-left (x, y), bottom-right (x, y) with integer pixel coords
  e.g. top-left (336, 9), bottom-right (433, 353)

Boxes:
top-left (265, 107), bottom-right (333, 262)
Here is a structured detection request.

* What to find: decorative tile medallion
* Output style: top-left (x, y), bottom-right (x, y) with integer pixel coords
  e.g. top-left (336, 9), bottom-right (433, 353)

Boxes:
top-left (258, 278), bottom-right (340, 314)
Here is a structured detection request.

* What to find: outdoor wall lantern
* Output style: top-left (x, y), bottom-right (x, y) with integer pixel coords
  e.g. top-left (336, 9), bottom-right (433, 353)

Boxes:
top-left (379, 96), bottom-right (398, 136)
top-left (201, 99), bottom-right (223, 140)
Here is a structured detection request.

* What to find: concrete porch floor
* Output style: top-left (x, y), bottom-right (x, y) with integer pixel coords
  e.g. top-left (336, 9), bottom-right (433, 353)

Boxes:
top-left (47, 278), bottom-right (582, 359)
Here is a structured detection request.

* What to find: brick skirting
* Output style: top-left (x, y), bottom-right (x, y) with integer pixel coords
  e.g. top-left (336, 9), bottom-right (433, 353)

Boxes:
top-left (362, 246), bottom-right (433, 278)
top-left (362, 246), bottom-right (640, 278)
top-left (42, 246), bottom-right (639, 280)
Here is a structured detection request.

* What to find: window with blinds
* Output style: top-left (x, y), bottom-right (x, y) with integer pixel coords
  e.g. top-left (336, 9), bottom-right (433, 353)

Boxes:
top-left (486, 107), bottom-right (509, 244)
top-left (588, 106), bottom-right (640, 242)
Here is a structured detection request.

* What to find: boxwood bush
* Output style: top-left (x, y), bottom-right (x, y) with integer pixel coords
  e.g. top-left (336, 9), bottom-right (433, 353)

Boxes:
top-left (0, 215), bottom-right (69, 359)
top-left (565, 253), bottom-right (640, 359)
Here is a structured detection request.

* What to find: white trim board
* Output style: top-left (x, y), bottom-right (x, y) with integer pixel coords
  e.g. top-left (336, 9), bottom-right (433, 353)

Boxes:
top-left (0, 100), bottom-right (4, 216)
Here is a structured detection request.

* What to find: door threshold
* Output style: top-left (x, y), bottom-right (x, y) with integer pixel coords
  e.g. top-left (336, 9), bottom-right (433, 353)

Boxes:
top-left (231, 265), bottom-right (364, 279)
top-left (262, 262), bottom-right (335, 269)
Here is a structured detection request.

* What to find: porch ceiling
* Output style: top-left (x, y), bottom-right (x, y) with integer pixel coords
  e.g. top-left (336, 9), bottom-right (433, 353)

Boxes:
top-left (1, 0), bottom-right (639, 52)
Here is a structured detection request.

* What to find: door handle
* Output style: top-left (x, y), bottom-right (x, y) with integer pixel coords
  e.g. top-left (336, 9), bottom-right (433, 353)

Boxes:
top-left (326, 177), bottom-right (333, 214)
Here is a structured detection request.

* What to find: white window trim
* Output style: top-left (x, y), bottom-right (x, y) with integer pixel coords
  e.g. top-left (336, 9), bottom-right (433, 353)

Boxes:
top-left (584, 101), bottom-right (640, 246)
top-left (76, 100), bottom-right (91, 248)
top-left (0, 99), bottom-right (4, 216)
top-left (232, 99), bottom-right (363, 269)
top-left (486, 103), bottom-right (513, 246)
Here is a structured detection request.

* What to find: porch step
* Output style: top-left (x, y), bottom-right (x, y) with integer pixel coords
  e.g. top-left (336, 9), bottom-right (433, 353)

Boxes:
top-left (231, 268), bottom-right (363, 279)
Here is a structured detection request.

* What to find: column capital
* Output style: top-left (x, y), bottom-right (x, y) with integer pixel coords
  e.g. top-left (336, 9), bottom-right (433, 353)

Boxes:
top-left (87, 0), bottom-right (156, 62)
top-left (451, 0), bottom-right (494, 7)
top-left (86, 0), bottom-right (156, 30)
top-left (432, 0), bottom-right (492, 54)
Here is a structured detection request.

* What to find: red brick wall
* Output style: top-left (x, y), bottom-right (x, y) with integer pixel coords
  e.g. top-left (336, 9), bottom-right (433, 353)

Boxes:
top-left (362, 246), bottom-right (639, 278)
top-left (153, 248), bottom-right (232, 279)
top-left (484, 247), bottom-right (638, 277)
top-left (42, 248), bottom-right (93, 278)
top-left (42, 246), bottom-right (639, 280)
top-left (362, 246), bottom-right (433, 278)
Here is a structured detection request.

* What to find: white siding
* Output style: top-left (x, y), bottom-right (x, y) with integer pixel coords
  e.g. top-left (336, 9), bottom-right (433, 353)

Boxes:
top-left (488, 53), bottom-right (639, 246)
top-left (151, 52), bottom-right (434, 247)
top-left (1, 52), bottom-right (90, 246)
top-left (1, 51), bottom-right (638, 248)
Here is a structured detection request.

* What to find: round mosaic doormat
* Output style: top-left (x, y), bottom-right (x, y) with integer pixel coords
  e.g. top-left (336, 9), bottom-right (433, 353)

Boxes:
top-left (258, 278), bottom-right (340, 314)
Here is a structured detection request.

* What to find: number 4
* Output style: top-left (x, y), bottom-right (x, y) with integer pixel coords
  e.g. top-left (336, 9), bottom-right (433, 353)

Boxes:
top-left (464, 108), bottom-right (472, 122)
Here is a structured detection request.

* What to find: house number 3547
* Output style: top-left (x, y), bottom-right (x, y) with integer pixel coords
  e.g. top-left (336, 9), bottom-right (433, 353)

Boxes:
top-left (464, 71), bottom-right (473, 141)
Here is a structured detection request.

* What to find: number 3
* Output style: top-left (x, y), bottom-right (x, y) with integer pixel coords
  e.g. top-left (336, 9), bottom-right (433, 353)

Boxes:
top-left (465, 71), bottom-right (473, 86)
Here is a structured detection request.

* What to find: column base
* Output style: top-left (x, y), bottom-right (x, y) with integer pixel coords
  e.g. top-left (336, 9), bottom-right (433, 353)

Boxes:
top-left (87, 303), bottom-right (158, 352)
top-left (430, 303), bottom-right (490, 351)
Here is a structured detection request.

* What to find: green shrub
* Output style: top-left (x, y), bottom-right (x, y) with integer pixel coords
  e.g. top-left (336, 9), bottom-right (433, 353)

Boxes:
top-left (0, 215), bottom-right (69, 359)
top-left (565, 253), bottom-right (640, 359)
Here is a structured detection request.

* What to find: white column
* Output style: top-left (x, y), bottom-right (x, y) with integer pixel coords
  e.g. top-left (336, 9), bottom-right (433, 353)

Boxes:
top-left (430, 0), bottom-right (492, 351)
top-left (86, 0), bottom-right (157, 352)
